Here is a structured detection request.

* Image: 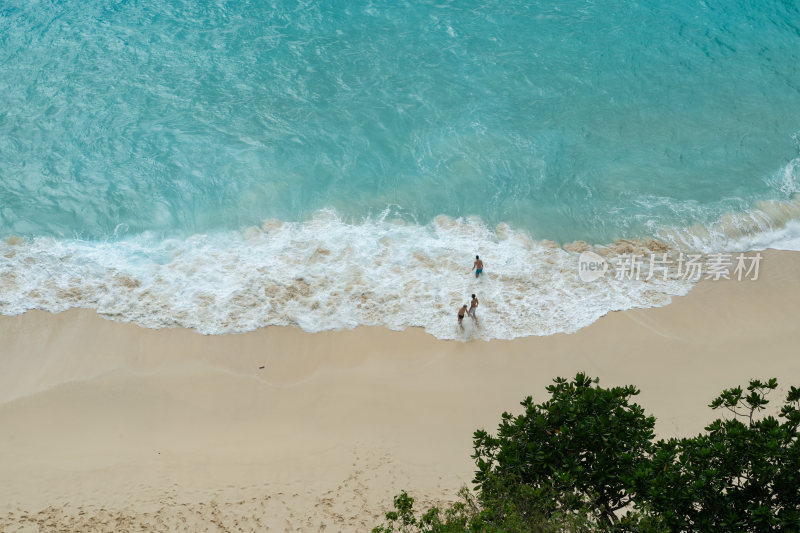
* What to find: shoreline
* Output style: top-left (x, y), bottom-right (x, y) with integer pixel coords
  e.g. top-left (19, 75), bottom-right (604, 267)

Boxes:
top-left (1, 216), bottom-right (775, 341)
top-left (1, 250), bottom-right (799, 530)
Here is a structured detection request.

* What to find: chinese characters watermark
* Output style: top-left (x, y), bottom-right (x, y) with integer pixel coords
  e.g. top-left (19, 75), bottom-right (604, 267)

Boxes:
top-left (578, 252), bottom-right (762, 282)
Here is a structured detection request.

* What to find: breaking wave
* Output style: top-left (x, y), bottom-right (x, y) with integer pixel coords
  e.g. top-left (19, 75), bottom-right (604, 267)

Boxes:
top-left (1, 210), bottom-right (695, 340)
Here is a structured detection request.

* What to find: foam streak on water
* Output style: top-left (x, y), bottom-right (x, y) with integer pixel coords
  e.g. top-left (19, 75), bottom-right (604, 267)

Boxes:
top-left (657, 159), bottom-right (800, 253)
top-left (0, 212), bottom-right (692, 340)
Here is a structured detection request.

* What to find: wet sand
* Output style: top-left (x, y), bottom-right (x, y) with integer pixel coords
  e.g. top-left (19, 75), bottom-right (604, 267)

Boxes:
top-left (1, 250), bottom-right (798, 531)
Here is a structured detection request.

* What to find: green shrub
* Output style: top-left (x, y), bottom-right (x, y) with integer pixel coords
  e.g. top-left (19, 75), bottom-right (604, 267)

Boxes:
top-left (374, 375), bottom-right (799, 533)
top-left (638, 379), bottom-right (800, 531)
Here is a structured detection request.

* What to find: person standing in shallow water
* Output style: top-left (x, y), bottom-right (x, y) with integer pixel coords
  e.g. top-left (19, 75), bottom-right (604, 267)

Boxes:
top-left (468, 294), bottom-right (478, 320)
top-left (457, 304), bottom-right (468, 329)
top-left (472, 255), bottom-right (483, 278)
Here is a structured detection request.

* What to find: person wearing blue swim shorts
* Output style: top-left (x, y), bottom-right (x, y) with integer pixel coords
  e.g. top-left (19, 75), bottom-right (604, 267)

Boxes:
top-left (472, 255), bottom-right (483, 278)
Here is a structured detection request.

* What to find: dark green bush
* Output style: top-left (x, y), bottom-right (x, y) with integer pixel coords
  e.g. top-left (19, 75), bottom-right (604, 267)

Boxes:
top-left (374, 375), bottom-right (799, 533)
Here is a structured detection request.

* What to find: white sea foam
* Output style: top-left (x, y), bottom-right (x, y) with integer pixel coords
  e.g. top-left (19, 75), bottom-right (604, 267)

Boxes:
top-left (719, 220), bottom-right (800, 252)
top-left (650, 158), bottom-right (800, 253)
top-left (0, 210), bottom-right (695, 340)
top-left (659, 195), bottom-right (800, 253)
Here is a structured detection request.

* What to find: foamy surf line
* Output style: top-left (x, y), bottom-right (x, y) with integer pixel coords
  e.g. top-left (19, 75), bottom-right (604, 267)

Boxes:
top-left (658, 192), bottom-right (800, 253)
top-left (1, 212), bottom-right (700, 341)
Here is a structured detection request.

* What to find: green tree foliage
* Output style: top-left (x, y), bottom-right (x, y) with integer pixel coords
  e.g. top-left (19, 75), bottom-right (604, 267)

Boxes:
top-left (638, 379), bottom-right (800, 531)
top-left (371, 486), bottom-right (597, 533)
top-left (373, 375), bottom-right (799, 533)
top-left (472, 373), bottom-right (655, 527)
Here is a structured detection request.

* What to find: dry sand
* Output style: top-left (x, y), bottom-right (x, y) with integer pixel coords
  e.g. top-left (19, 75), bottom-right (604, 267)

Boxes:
top-left (1, 250), bottom-right (798, 532)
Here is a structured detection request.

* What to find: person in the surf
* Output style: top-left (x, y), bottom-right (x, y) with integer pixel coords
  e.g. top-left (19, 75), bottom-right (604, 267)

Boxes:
top-left (468, 294), bottom-right (479, 320)
top-left (472, 255), bottom-right (483, 278)
top-left (457, 304), bottom-right (468, 329)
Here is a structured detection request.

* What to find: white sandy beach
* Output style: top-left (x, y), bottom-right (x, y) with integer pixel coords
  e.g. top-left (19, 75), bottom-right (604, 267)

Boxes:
top-left (1, 250), bottom-right (799, 532)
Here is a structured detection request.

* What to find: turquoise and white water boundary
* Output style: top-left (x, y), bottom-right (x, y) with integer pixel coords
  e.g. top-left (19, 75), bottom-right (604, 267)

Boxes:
top-left (3, 195), bottom-right (799, 341)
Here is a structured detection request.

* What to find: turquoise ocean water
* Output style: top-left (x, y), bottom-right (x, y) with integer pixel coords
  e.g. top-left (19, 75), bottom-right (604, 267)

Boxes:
top-left (1, 0), bottom-right (799, 339)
